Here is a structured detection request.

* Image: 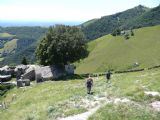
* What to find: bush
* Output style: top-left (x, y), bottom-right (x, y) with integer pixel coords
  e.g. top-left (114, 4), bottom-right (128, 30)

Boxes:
top-left (124, 33), bottom-right (130, 40)
top-left (131, 29), bottom-right (134, 36)
top-left (47, 106), bottom-right (61, 119)
top-left (0, 84), bottom-right (15, 96)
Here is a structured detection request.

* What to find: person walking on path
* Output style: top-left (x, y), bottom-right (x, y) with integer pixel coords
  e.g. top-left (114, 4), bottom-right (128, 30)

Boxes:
top-left (86, 75), bottom-right (93, 94)
top-left (106, 70), bottom-right (112, 83)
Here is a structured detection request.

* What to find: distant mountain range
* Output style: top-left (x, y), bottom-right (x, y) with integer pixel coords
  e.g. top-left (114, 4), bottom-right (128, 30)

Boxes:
top-left (0, 21), bottom-right (83, 27)
top-left (81, 5), bottom-right (160, 40)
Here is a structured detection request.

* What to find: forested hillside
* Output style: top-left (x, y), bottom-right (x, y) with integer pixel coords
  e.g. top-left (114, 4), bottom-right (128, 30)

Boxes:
top-left (0, 27), bottom-right (47, 65)
top-left (81, 5), bottom-right (160, 40)
top-left (122, 5), bottom-right (160, 29)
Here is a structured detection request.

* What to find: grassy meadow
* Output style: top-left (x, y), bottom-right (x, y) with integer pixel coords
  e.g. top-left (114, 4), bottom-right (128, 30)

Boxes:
top-left (75, 25), bottom-right (160, 74)
top-left (1, 67), bottom-right (160, 120)
top-left (88, 103), bottom-right (160, 120)
top-left (89, 68), bottom-right (160, 120)
top-left (0, 79), bottom-right (86, 120)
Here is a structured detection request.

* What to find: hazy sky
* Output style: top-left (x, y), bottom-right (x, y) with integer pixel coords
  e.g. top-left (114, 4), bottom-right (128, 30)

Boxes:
top-left (0, 0), bottom-right (159, 22)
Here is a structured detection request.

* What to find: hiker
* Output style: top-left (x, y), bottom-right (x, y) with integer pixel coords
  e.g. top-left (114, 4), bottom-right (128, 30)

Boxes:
top-left (106, 70), bottom-right (112, 83)
top-left (86, 75), bottom-right (93, 94)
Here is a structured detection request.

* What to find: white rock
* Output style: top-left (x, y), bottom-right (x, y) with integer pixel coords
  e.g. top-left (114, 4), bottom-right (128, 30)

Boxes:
top-left (121, 98), bottom-right (130, 103)
top-left (150, 101), bottom-right (160, 111)
top-left (114, 98), bottom-right (130, 104)
top-left (144, 91), bottom-right (160, 96)
top-left (114, 98), bottom-right (121, 104)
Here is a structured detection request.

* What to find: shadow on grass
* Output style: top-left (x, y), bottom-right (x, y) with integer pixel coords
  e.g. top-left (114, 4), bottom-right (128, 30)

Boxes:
top-left (55, 74), bottom-right (85, 81)
top-left (89, 92), bottom-right (95, 95)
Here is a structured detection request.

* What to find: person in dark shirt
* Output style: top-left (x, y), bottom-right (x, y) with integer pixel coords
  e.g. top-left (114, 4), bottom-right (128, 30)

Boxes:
top-left (86, 75), bottom-right (93, 94)
top-left (106, 70), bottom-right (112, 83)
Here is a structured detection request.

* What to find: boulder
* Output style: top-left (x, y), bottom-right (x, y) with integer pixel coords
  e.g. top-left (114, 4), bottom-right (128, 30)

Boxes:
top-left (17, 79), bottom-right (30, 87)
top-left (0, 75), bottom-right (11, 82)
top-left (15, 65), bottom-right (40, 81)
top-left (15, 64), bottom-right (67, 82)
top-left (23, 79), bottom-right (30, 86)
top-left (15, 68), bottom-right (23, 80)
top-left (14, 65), bottom-right (28, 74)
top-left (35, 65), bottom-right (65, 82)
top-left (0, 65), bottom-right (10, 71)
top-left (35, 73), bottom-right (43, 83)
top-left (0, 65), bottom-right (14, 76)
top-left (22, 65), bottom-right (38, 81)
top-left (17, 79), bottom-right (24, 87)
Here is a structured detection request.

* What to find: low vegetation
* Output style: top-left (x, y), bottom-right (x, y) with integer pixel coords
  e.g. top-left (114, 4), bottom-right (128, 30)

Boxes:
top-left (0, 84), bottom-right (15, 100)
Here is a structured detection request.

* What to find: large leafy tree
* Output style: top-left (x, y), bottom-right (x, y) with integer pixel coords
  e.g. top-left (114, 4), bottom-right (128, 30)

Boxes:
top-left (36, 25), bottom-right (88, 65)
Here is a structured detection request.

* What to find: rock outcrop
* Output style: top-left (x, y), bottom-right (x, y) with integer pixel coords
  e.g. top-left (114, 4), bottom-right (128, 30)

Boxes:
top-left (35, 65), bottom-right (65, 82)
top-left (0, 65), bottom-right (14, 82)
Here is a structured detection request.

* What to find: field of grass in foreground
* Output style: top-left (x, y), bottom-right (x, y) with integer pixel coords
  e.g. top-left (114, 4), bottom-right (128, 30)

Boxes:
top-left (88, 103), bottom-right (160, 120)
top-left (0, 79), bottom-right (86, 120)
top-left (1, 68), bottom-right (160, 120)
top-left (75, 25), bottom-right (160, 74)
top-left (89, 68), bottom-right (160, 120)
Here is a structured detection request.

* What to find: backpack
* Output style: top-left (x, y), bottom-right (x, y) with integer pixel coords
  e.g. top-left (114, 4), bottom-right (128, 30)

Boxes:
top-left (86, 79), bottom-right (92, 87)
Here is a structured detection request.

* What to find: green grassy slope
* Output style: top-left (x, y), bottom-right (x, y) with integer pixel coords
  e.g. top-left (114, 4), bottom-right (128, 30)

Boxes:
top-left (89, 103), bottom-right (160, 120)
top-left (89, 68), bottom-right (160, 120)
top-left (0, 32), bottom-right (16, 49)
top-left (0, 80), bottom-right (86, 120)
top-left (0, 33), bottom-right (15, 38)
top-left (2, 39), bottom-right (18, 54)
top-left (76, 25), bottom-right (160, 74)
top-left (1, 68), bottom-right (160, 120)
top-left (0, 39), bottom-right (18, 61)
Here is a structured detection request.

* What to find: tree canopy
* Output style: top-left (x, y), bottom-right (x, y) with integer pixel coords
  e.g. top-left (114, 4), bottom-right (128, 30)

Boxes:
top-left (35, 25), bottom-right (88, 65)
top-left (21, 56), bottom-right (28, 65)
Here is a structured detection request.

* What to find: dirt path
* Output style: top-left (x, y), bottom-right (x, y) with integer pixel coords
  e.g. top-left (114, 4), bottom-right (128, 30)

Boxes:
top-left (59, 105), bottom-right (101, 120)
top-left (58, 94), bottom-right (131, 120)
top-left (58, 91), bottom-right (160, 120)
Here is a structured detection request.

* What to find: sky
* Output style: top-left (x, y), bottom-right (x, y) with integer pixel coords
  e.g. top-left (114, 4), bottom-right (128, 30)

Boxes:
top-left (0, 0), bottom-right (159, 22)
